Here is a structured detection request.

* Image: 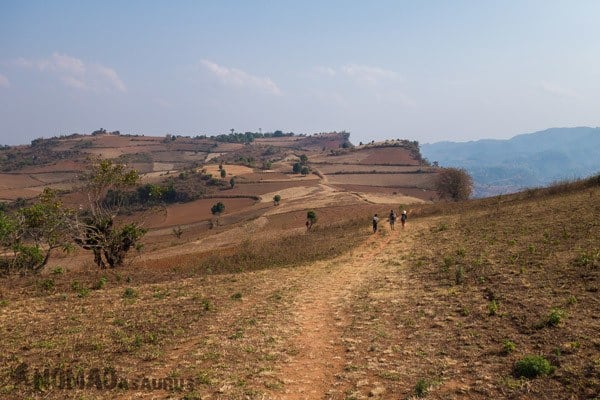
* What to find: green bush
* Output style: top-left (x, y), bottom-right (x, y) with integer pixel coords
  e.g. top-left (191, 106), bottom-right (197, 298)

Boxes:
top-left (39, 278), bottom-right (55, 291)
top-left (92, 276), bottom-right (107, 290)
top-left (546, 308), bottom-right (564, 327)
top-left (503, 339), bottom-right (516, 354)
top-left (123, 288), bottom-right (137, 299)
top-left (414, 378), bottom-right (429, 397)
top-left (514, 355), bottom-right (553, 378)
top-left (488, 300), bottom-right (499, 316)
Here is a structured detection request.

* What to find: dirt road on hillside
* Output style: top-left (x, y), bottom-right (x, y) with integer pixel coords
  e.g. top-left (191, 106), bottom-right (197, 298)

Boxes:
top-left (274, 226), bottom-right (407, 399)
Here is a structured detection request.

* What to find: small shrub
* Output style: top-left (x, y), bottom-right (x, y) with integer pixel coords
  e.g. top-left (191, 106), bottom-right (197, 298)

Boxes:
top-left (230, 292), bottom-right (242, 300)
top-left (455, 266), bottom-right (464, 284)
top-left (211, 202), bottom-right (225, 215)
top-left (435, 223), bottom-right (448, 232)
top-left (442, 256), bottom-right (453, 272)
top-left (306, 210), bottom-right (317, 229)
top-left (172, 226), bottom-right (184, 239)
top-left (514, 355), bottom-right (553, 378)
top-left (92, 276), bottom-right (107, 290)
top-left (546, 308), bottom-right (565, 327)
top-left (196, 371), bottom-right (212, 385)
top-left (488, 300), bottom-right (499, 316)
top-left (51, 266), bottom-right (64, 275)
top-left (202, 299), bottom-right (214, 311)
top-left (39, 279), bottom-right (55, 291)
top-left (503, 339), bottom-right (516, 355)
top-left (574, 250), bottom-right (599, 268)
top-left (123, 288), bottom-right (137, 299)
top-left (414, 378), bottom-right (430, 397)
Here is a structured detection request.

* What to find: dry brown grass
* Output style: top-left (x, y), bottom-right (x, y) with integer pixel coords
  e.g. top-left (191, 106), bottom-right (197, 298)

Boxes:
top-left (0, 215), bottom-right (373, 399)
top-left (0, 180), bottom-right (598, 399)
top-left (337, 179), bottom-right (600, 399)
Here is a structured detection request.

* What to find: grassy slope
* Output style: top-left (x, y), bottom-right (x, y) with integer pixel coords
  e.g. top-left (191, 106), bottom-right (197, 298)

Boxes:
top-left (0, 217), bottom-right (372, 399)
top-left (340, 182), bottom-right (599, 399)
top-left (0, 183), bottom-right (598, 399)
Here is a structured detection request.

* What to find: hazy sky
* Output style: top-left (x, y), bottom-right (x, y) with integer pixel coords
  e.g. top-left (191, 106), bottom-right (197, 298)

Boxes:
top-left (1, 1), bottom-right (600, 146)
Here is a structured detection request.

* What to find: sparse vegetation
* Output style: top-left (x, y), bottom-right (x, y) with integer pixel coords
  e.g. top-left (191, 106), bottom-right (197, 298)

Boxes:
top-left (0, 133), bottom-right (597, 400)
top-left (503, 339), bottom-right (517, 354)
top-left (306, 210), bottom-right (317, 229)
top-left (0, 188), bottom-right (73, 273)
top-left (122, 287), bottom-right (137, 299)
top-left (414, 378), bottom-right (430, 397)
top-left (211, 201), bottom-right (225, 215)
top-left (172, 225), bottom-right (184, 239)
top-left (514, 355), bottom-right (553, 378)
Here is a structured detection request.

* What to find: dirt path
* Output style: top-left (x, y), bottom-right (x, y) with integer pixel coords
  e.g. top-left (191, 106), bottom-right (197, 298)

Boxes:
top-left (276, 226), bottom-right (399, 399)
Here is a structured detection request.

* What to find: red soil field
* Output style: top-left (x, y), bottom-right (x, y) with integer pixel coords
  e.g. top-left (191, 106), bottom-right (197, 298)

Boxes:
top-left (18, 160), bottom-right (87, 174)
top-left (0, 174), bottom-right (41, 188)
top-left (230, 181), bottom-right (320, 196)
top-left (152, 197), bottom-right (258, 228)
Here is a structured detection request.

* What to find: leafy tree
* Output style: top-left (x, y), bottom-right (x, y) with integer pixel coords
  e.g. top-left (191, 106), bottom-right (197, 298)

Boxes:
top-left (301, 166), bottom-right (310, 175)
top-left (73, 159), bottom-right (146, 268)
top-left (211, 201), bottom-right (225, 215)
top-left (292, 162), bottom-right (302, 174)
top-left (220, 169), bottom-right (227, 179)
top-left (299, 154), bottom-right (308, 165)
top-left (273, 194), bottom-right (281, 206)
top-left (306, 210), bottom-right (317, 229)
top-left (435, 167), bottom-right (473, 201)
top-left (229, 177), bottom-right (236, 189)
top-left (0, 189), bottom-right (72, 273)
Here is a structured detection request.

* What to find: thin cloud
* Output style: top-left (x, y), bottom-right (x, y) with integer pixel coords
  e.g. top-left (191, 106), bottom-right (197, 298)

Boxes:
top-left (200, 60), bottom-right (282, 95)
top-left (14, 52), bottom-right (126, 93)
top-left (341, 64), bottom-right (399, 85)
top-left (0, 73), bottom-right (9, 88)
top-left (13, 58), bottom-right (34, 68)
top-left (539, 81), bottom-right (576, 98)
top-left (313, 66), bottom-right (337, 77)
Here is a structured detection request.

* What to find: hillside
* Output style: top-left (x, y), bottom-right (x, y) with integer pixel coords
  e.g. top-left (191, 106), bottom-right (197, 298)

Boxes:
top-left (421, 127), bottom-right (600, 197)
top-left (0, 174), bottom-right (597, 399)
top-left (0, 131), bottom-right (436, 203)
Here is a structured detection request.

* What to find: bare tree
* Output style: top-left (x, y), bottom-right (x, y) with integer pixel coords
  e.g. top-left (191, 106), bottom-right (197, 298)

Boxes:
top-left (435, 167), bottom-right (473, 201)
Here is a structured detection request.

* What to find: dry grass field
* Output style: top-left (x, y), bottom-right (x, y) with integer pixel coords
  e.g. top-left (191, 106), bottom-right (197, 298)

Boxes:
top-left (0, 176), bottom-right (598, 399)
top-left (10, 132), bottom-right (598, 399)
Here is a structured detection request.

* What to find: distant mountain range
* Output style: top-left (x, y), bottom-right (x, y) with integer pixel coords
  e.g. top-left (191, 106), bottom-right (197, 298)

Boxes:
top-left (421, 127), bottom-right (600, 197)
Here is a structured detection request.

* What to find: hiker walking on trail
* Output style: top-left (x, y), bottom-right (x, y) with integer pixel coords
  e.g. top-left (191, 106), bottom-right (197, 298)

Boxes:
top-left (372, 213), bottom-right (379, 233)
top-left (389, 209), bottom-right (396, 230)
top-left (400, 210), bottom-right (407, 228)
